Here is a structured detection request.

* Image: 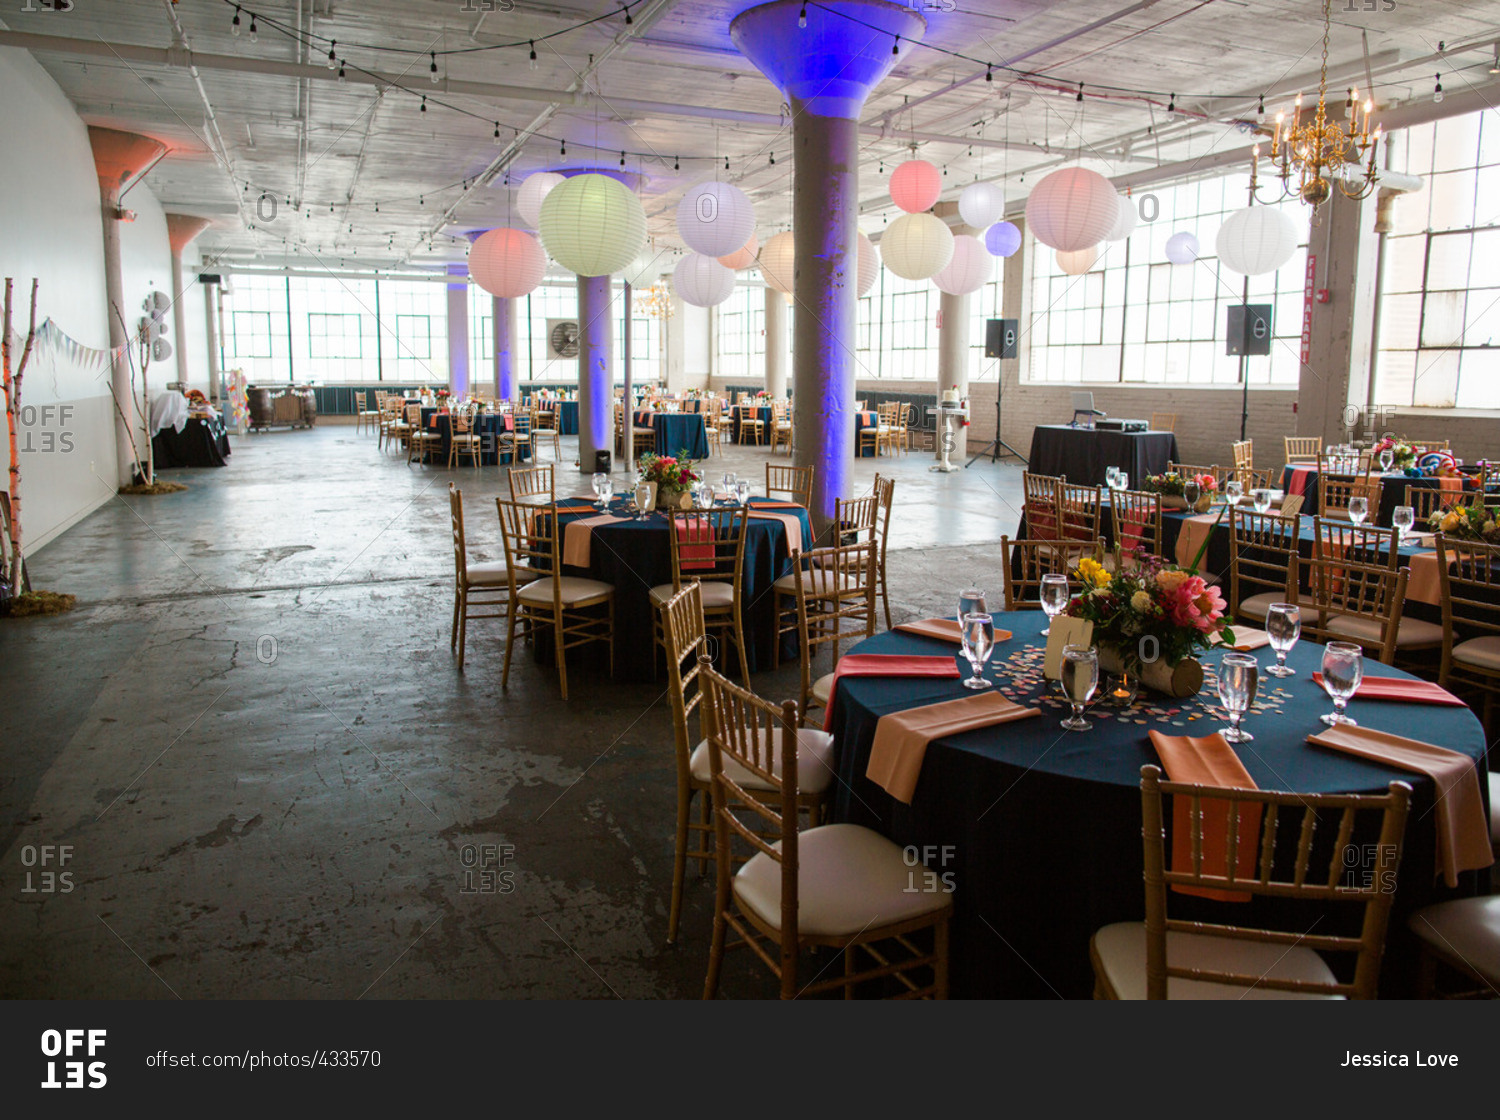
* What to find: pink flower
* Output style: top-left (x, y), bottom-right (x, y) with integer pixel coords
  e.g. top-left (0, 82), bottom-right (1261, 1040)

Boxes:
top-left (1166, 575), bottom-right (1225, 632)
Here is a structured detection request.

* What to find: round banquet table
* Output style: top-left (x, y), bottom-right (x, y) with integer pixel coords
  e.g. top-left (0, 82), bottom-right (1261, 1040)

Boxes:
top-left (826, 611), bottom-right (1490, 999)
top-left (419, 408), bottom-right (530, 465)
top-left (556, 400), bottom-right (579, 436)
top-left (636, 411), bottom-right (710, 460)
top-left (537, 494), bottom-right (812, 681)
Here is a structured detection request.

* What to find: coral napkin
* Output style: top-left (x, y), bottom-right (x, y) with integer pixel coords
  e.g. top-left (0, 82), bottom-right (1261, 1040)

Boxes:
top-left (1306, 725), bottom-right (1493, 887)
top-left (868, 692), bottom-right (1038, 803)
top-left (677, 515), bottom-right (716, 571)
top-left (820, 654), bottom-right (961, 731)
top-left (1310, 673), bottom-right (1467, 707)
top-left (747, 510), bottom-right (802, 554)
top-left (563, 514), bottom-right (626, 568)
top-left (1208, 626), bottom-right (1272, 651)
top-left (1147, 731), bottom-right (1262, 902)
top-left (894, 618), bottom-right (1014, 644)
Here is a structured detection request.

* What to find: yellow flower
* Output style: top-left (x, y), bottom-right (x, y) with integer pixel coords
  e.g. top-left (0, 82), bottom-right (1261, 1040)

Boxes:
top-left (1130, 590), bottom-right (1154, 613)
top-left (1440, 510), bottom-right (1464, 533)
top-left (1155, 569), bottom-right (1190, 594)
top-left (1077, 557), bottom-right (1111, 588)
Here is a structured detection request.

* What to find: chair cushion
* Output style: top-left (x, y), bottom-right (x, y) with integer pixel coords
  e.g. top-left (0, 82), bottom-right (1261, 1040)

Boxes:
top-left (517, 575), bottom-right (614, 606)
top-left (689, 726), bottom-right (836, 795)
top-left (649, 581), bottom-right (736, 608)
top-left (1407, 896), bottom-right (1500, 987)
top-left (1235, 591), bottom-right (1283, 622)
top-left (1090, 921), bottom-right (1342, 1000)
top-left (1453, 635), bottom-right (1500, 672)
top-left (734, 824), bottom-right (953, 939)
top-left (1327, 613), bottom-right (1443, 648)
top-left (809, 672), bottom-right (834, 707)
top-left (773, 569), bottom-right (862, 597)
top-left (465, 560), bottom-right (511, 586)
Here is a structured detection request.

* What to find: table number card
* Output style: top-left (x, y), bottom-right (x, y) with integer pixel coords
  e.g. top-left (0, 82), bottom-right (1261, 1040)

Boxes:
top-left (1043, 617), bottom-right (1093, 680)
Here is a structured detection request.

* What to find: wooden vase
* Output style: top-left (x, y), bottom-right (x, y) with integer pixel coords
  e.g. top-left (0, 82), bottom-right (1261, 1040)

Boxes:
top-left (1096, 643), bottom-right (1204, 699)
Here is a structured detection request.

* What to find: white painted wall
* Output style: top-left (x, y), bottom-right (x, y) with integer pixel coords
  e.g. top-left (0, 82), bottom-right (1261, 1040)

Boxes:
top-left (118, 182), bottom-right (176, 474)
top-left (0, 46), bottom-right (115, 556)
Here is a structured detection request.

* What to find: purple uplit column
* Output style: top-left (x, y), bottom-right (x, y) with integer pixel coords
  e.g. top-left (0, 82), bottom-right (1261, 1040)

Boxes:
top-left (577, 274), bottom-right (612, 472)
top-left (731, 0), bottom-right (924, 540)
top-left (494, 296), bottom-right (518, 403)
top-left (446, 264), bottom-right (470, 398)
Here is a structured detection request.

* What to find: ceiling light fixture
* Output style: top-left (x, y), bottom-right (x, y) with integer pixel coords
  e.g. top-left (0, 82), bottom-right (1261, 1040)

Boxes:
top-left (231, 6), bottom-right (241, 36)
top-left (529, 41), bottom-right (537, 69)
top-left (1258, 0), bottom-right (1379, 206)
top-left (798, 4), bottom-right (807, 28)
top-left (430, 52), bottom-right (439, 83)
top-left (248, 16), bottom-right (257, 43)
top-left (327, 41), bottom-right (337, 69)
top-left (1433, 74), bottom-right (1444, 102)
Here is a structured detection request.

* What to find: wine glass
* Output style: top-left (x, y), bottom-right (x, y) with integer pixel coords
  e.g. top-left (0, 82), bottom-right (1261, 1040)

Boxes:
top-left (960, 613), bottom-right (995, 690)
top-left (1060, 645), bottom-right (1099, 731)
top-left (735, 479), bottom-right (752, 505)
top-left (1224, 479), bottom-right (1243, 508)
top-left (1319, 641), bottom-right (1364, 726)
top-left (692, 480), bottom-right (710, 509)
top-left (591, 472), bottom-right (609, 510)
top-left (1183, 479), bottom-right (1201, 508)
top-left (721, 470), bottom-right (737, 502)
top-left (1252, 488), bottom-right (1272, 514)
top-left (1392, 505), bottom-right (1414, 545)
top-left (1347, 496), bottom-right (1369, 525)
top-left (1105, 466), bottom-right (1120, 490)
top-left (1264, 602), bottom-right (1300, 678)
top-left (1378, 448), bottom-right (1394, 473)
top-left (1216, 651), bottom-right (1259, 743)
top-left (1115, 472), bottom-right (1129, 492)
top-left (1039, 573), bottom-right (1070, 636)
top-left (957, 587), bottom-right (987, 626)
top-left (634, 480), bottom-right (653, 519)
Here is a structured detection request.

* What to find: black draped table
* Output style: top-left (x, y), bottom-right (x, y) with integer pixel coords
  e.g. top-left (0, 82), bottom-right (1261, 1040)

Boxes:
top-left (826, 611), bottom-right (1489, 998)
top-left (635, 410), bottom-right (710, 460)
top-left (1280, 464), bottom-right (1494, 528)
top-left (1028, 424), bottom-right (1178, 487)
top-left (151, 415), bottom-right (231, 468)
top-left (539, 493), bottom-right (812, 681)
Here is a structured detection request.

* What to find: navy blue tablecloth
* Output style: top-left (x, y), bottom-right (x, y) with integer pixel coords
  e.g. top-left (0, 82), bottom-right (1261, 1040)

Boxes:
top-left (730, 405), bottom-right (773, 443)
top-left (1280, 464), bottom-right (1490, 528)
top-left (538, 494), bottom-right (811, 681)
top-left (151, 416), bottom-right (231, 468)
top-left (555, 400), bottom-right (578, 436)
top-left (827, 612), bottom-right (1489, 998)
top-left (420, 409), bottom-right (530, 465)
top-left (1028, 425), bottom-right (1178, 487)
top-left (642, 412), bottom-right (709, 460)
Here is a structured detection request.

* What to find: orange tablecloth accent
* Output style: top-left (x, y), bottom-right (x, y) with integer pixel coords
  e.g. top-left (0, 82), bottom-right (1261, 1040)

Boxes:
top-left (1405, 551), bottom-right (1441, 605)
top-left (894, 618), bottom-right (1014, 645)
top-left (1308, 725), bottom-right (1494, 887)
top-left (563, 513), bottom-right (626, 568)
top-left (868, 692), bottom-right (1038, 803)
top-left (1148, 731), bottom-right (1262, 902)
top-left (746, 509), bottom-right (802, 553)
top-left (1173, 512), bottom-right (1222, 569)
top-left (821, 654), bottom-right (961, 731)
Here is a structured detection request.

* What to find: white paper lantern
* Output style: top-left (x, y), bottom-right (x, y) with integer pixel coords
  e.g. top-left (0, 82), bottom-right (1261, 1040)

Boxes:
top-left (881, 212), bottom-right (954, 281)
top-left (758, 230), bottom-right (796, 294)
top-left (1216, 205), bottom-right (1300, 276)
top-left (1056, 244), bottom-right (1100, 275)
top-left (932, 234), bottom-right (992, 295)
top-left (890, 159), bottom-right (942, 213)
top-left (1164, 231), bottom-right (1200, 264)
top-left (469, 227), bottom-right (546, 298)
top-left (1024, 167), bottom-right (1119, 252)
top-left (1104, 193), bottom-right (1137, 242)
top-left (516, 171), bottom-right (564, 228)
top-left (857, 232), bottom-right (880, 297)
top-left (673, 253), bottom-right (736, 307)
top-left (958, 181), bottom-right (1005, 230)
top-left (537, 173), bottom-right (647, 277)
top-left (677, 181), bottom-right (756, 258)
top-left (718, 233), bottom-right (759, 270)
top-left (622, 248), bottom-right (666, 289)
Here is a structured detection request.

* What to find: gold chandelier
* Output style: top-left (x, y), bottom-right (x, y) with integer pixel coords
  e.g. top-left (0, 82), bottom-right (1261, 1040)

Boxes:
top-left (1254, 0), bottom-right (1381, 206)
top-left (634, 279), bottom-right (675, 320)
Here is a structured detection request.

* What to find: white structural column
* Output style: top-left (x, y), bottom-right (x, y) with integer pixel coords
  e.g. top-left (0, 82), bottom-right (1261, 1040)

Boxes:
top-left (937, 289), bottom-right (969, 460)
top-left (763, 286), bottom-right (787, 399)
top-left (446, 265), bottom-right (470, 397)
top-left (494, 295), bottom-right (518, 403)
top-left (577, 274), bottom-right (612, 472)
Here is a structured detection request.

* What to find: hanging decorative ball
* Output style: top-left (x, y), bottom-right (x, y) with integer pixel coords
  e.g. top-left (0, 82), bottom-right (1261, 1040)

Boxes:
top-left (880, 212), bottom-right (954, 280)
top-left (932, 234), bottom-right (992, 295)
top-left (469, 227), bottom-right (547, 298)
top-left (1164, 231), bottom-right (1201, 264)
top-left (857, 231), bottom-right (880, 297)
top-left (758, 230), bottom-right (796, 294)
top-left (718, 233), bottom-right (759, 270)
top-left (516, 171), bottom-right (564, 228)
top-left (984, 221), bottom-right (1022, 258)
top-left (1215, 205), bottom-right (1300, 276)
top-left (1024, 167), bottom-right (1119, 251)
top-left (673, 253), bottom-right (736, 307)
top-left (622, 248), bottom-right (665, 290)
top-left (958, 181), bottom-right (1005, 230)
top-left (677, 180), bottom-right (756, 258)
top-left (1056, 244), bottom-right (1100, 275)
top-left (1104, 193), bottom-right (1137, 242)
top-left (889, 159), bottom-right (942, 213)
top-left (537, 173), bottom-right (648, 277)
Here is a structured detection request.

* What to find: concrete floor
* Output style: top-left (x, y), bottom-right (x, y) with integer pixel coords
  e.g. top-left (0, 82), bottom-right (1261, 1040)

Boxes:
top-left (0, 421), bottom-right (1028, 999)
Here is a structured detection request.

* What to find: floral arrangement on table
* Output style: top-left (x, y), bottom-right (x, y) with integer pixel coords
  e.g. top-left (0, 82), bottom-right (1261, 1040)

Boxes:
top-left (1068, 552), bottom-right (1233, 697)
top-left (1372, 436), bottom-right (1420, 471)
top-left (637, 452), bottom-right (701, 509)
top-left (1140, 471), bottom-right (1217, 498)
top-left (755, 389), bottom-right (769, 398)
top-left (1427, 497), bottom-right (1500, 544)
top-left (434, 388), bottom-right (452, 404)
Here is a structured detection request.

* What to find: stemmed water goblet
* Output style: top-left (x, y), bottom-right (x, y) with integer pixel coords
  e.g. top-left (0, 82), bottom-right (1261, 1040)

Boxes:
top-left (1039, 573), bottom-right (1070, 636)
top-left (1060, 645), bottom-right (1099, 731)
top-left (591, 472), bottom-right (609, 511)
top-left (1183, 479), bottom-right (1201, 509)
top-left (1252, 488), bottom-right (1272, 514)
top-left (634, 480), bottom-right (653, 520)
top-left (735, 479), bottom-right (752, 505)
top-left (1224, 479), bottom-right (1243, 508)
top-left (958, 586), bottom-right (987, 626)
top-left (1392, 505), bottom-right (1415, 545)
top-left (1264, 602), bottom-right (1300, 678)
top-left (721, 471), bottom-right (737, 503)
top-left (1347, 496), bottom-right (1369, 525)
top-left (1378, 448), bottom-right (1394, 473)
top-left (1216, 651), bottom-right (1259, 743)
top-left (1319, 641), bottom-right (1364, 726)
top-left (960, 613), bottom-right (996, 690)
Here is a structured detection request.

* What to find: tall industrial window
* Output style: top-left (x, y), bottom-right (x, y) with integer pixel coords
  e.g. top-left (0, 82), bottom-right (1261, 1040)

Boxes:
top-left (307, 313), bottom-right (362, 360)
top-left (230, 311), bottom-right (272, 359)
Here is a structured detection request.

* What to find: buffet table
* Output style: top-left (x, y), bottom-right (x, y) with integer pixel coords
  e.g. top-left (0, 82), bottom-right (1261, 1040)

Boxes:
top-left (151, 414), bottom-right (232, 468)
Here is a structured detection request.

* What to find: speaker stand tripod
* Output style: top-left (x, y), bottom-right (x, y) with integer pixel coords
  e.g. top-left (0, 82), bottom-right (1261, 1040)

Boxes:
top-left (966, 394), bottom-right (1027, 468)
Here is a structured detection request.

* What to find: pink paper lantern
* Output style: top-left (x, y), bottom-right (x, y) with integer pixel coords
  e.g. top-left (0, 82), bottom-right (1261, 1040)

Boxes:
top-left (718, 233), bottom-right (759, 270)
top-left (469, 227), bottom-right (546, 298)
top-left (1024, 167), bottom-right (1119, 252)
top-left (889, 159), bottom-right (942, 213)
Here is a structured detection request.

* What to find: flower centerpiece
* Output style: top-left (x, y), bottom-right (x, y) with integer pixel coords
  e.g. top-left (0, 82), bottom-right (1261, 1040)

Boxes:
top-left (637, 451), bottom-right (701, 510)
top-left (1427, 496), bottom-right (1500, 544)
top-left (1373, 436), bottom-right (1420, 471)
top-left (1067, 549), bottom-right (1232, 699)
top-left (1140, 471), bottom-right (1217, 512)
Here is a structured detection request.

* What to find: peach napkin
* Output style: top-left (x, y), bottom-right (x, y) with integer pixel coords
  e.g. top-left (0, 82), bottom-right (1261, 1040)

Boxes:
top-left (1310, 674), bottom-right (1467, 707)
top-left (894, 617), bottom-right (1014, 644)
top-left (563, 513), bottom-right (626, 568)
top-left (820, 654), bottom-right (961, 731)
top-left (1148, 730), bottom-right (1262, 902)
top-left (747, 510), bottom-right (802, 554)
top-left (1208, 626), bottom-right (1272, 651)
top-left (1307, 725), bottom-right (1494, 887)
top-left (868, 692), bottom-right (1038, 803)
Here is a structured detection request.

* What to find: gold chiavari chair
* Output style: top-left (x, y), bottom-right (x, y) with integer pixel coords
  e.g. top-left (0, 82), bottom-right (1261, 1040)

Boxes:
top-left (507, 463), bottom-right (554, 504)
top-left (1149, 412), bottom-right (1177, 432)
top-left (407, 405), bottom-right (444, 465)
top-left (1108, 488), bottom-right (1164, 560)
top-left (1022, 471), bottom-right (1064, 541)
top-left (873, 474), bottom-right (896, 631)
top-left (1228, 508), bottom-right (1300, 624)
top-left (1294, 553), bottom-right (1410, 665)
top-left (448, 404), bottom-right (483, 469)
top-left (651, 506), bottom-right (752, 687)
top-left (699, 663), bottom-right (951, 1000)
top-left (1284, 436), bottom-right (1322, 466)
top-left (500, 409), bottom-right (533, 464)
top-left (495, 496), bottom-right (615, 700)
top-left (1318, 472), bottom-right (1383, 521)
top-left (1091, 766), bottom-right (1410, 1000)
top-left (530, 404), bottom-right (561, 460)
top-left (769, 400), bottom-right (793, 454)
top-left (1404, 482), bottom-right (1455, 524)
top-left (1000, 537), bottom-right (1092, 610)
top-left (357, 389), bottom-right (384, 435)
top-left (386, 400), bottom-right (417, 453)
top-left (876, 401), bottom-right (902, 457)
top-left (774, 540), bottom-right (876, 723)
top-left (1435, 535), bottom-right (1500, 734)
top-left (702, 397), bottom-right (726, 454)
top-left (1058, 482), bottom-right (1104, 544)
top-left (1231, 439), bottom-right (1255, 477)
top-left (737, 401), bottom-right (765, 445)
top-left (765, 463), bottom-right (814, 508)
top-left (449, 484), bottom-right (520, 671)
